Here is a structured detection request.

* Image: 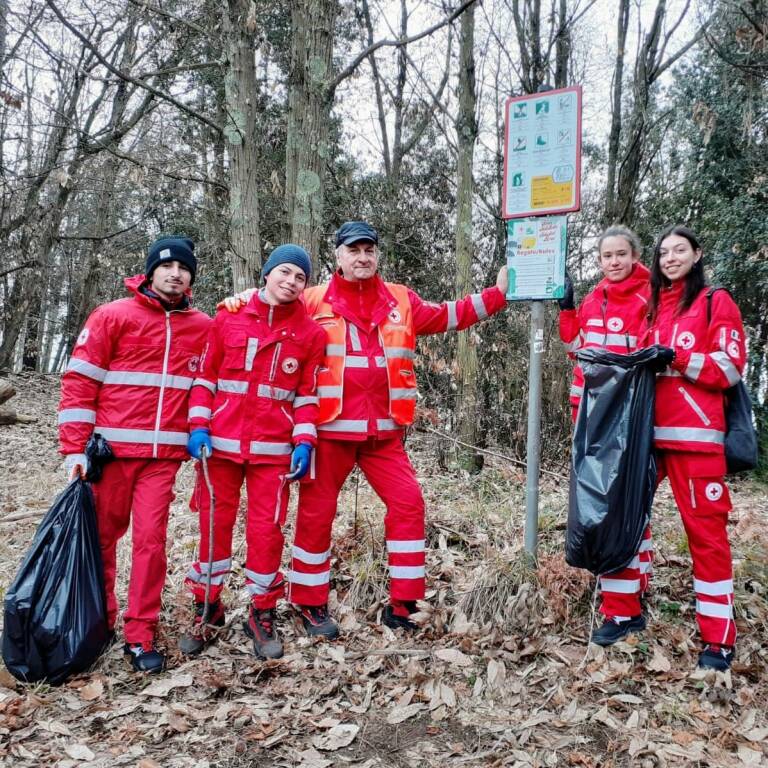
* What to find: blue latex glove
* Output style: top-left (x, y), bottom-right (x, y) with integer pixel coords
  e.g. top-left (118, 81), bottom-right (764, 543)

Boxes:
top-left (286, 442), bottom-right (312, 481)
top-left (188, 428), bottom-right (212, 459)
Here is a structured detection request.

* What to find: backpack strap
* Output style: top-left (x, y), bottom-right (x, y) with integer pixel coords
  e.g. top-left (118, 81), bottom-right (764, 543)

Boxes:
top-left (705, 285), bottom-right (732, 324)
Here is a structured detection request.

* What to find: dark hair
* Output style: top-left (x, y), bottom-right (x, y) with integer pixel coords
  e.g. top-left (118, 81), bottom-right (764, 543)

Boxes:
top-left (597, 225), bottom-right (642, 258)
top-left (647, 224), bottom-right (707, 323)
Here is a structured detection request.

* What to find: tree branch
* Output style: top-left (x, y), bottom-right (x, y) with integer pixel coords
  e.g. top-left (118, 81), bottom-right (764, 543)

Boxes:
top-left (328, 0), bottom-right (479, 94)
top-left (45, 0), bottom-right (222, 134)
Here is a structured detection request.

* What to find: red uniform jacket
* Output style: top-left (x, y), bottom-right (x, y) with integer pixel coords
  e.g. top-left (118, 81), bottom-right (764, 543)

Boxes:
top-left (309, 272), bottom-right (507, 441)
top-left (641, 283), bottom-right (746, 454)
top-left (188, 292), bottom-right (326, 463)
top-left (59, 275), bottom-right (211, 459)
top-left (559, 263), bottom-right (650, 409)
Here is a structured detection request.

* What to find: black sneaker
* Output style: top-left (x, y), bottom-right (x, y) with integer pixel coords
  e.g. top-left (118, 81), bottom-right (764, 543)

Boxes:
top-left (179, 601), bottom-right (226, 656)
top-left (123, 643), bottom-right (166, 674)
top-left (698, 644), bottom-right (734, 671)
top-left (295, 604), bottom-right (339, 639)
top-left (382, 601), bottom-right (418, 632)
top-left (590, 615), bottom-right (646, 646)
top-left (243, 607), bottom-right (284, 659)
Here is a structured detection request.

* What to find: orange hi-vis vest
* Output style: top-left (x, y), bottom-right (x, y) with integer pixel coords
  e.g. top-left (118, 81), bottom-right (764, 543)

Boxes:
top-left (303, 282), bottom-right (417, 426)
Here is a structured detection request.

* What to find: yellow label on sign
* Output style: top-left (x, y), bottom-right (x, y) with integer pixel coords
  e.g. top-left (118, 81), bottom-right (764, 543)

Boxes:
top-left (531, 176), bottom-right (573, 208)
top-left (521, 236), bottom-right (537, 249)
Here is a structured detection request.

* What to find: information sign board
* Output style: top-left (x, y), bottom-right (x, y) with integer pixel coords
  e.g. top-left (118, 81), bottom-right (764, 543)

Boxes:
top-left (505, 216), bottom-right (567, 301)
top-left (502, 86), bottom-right (582, 219)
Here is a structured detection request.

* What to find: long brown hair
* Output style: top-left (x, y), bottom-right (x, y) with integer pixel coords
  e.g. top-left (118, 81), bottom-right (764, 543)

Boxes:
top-left (647, 225), bottom-right (707, 323)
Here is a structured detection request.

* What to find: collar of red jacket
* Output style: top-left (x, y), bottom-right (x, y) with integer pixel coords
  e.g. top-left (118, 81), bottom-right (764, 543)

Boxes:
top-left (124, 274), bottom-right (193, 311)
top-left (596, 261), bottom-right (651, 300)
top-left (242, 289), bottom-right (307, 321)
top-left (325, 271), bottom-right (398, 327)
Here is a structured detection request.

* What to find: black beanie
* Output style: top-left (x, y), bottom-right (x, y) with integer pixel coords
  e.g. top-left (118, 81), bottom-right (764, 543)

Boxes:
top-left (145, 236), bottom-right (197, 284)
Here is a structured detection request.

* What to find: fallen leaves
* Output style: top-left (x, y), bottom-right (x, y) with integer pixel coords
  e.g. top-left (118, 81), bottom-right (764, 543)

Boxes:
top-left (311, 723), bottom-right (359, 751)
top-left (141, 674), bottom-right (194, 697)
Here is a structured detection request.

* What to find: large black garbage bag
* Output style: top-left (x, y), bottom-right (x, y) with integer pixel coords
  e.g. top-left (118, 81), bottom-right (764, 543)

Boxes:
top-left (566, 346), bottom-right (662, 575)
top-left (3, 479), bottom-right (109, 684)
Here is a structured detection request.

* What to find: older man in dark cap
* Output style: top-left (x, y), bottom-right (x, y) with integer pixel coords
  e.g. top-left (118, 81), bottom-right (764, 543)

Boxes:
top-left (226, 221), bottom-right (509, 638)
top-left (59, 235), bottom-right (211, 673)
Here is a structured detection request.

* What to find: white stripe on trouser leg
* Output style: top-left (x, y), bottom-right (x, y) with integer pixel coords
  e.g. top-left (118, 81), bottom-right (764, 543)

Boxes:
top-left (599, 578), bottom-right (641, 594)
top-left (389, 565), bottom-right (425, 579)
top-left (693, 577), bottom-right (734, 596)
top-left (386, 539), bottom-right (425, 553)
top-left (638, 539), bottom-right (652, 553)
top-left (292, 545), bottom-right (331, 565)
top-left (185, 568), bottom-right (227, 586)
top-left (273, 476), bottom-right (287, 524)
top-left (245, 568), bottom-right (279, 596)
top-left (639, 561), bottom-right (651, 574)
top-left (289, 570), bottom-right (330, 586)
top-left (626, 556), bottom-right (640, 569)
top-left (696, 600), bottom-right (733, 619)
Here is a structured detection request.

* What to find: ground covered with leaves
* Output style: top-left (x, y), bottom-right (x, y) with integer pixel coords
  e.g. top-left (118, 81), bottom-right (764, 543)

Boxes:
top-left (0, 373), bottom-right (766, 768)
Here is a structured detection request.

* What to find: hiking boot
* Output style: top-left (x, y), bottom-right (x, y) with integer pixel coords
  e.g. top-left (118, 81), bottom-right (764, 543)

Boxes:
top-left (382, 600), bottom-right (418, 632)
top-left (243, 607), bottom-right (284, 659)
top-left (698, 644), bottom-right (734, 671)
top-left (123, 643), bottom-right (166, 674)
top-left (179, 600), bottom-right (226, 656)
top-left (295, 604), bottom-right (339, 639)
top-left (591, 615), bottom-right (646, 646)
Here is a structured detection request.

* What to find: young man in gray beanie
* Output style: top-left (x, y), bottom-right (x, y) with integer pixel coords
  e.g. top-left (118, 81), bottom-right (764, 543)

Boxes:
top-left (181, 244), bottom-right (325, 660)
top-left (59, 235), bottom-right (210, 673)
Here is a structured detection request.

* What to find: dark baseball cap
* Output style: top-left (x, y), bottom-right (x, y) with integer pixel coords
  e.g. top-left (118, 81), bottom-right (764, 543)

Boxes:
top-left (335, 221), bottom-right (379, 247)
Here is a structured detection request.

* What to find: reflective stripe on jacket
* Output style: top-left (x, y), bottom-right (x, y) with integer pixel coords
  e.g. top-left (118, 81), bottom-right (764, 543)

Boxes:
top-left (58, 275), bottom-right (211, 459)
top-left (641, 283), bottom-right (746, 453)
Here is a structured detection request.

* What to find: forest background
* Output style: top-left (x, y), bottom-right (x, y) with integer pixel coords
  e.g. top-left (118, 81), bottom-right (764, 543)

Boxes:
top-left (0, 0), bottom-right (766, 474)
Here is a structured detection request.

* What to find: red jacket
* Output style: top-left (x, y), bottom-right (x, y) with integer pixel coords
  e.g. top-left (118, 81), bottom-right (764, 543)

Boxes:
top-left (59, 275), bottom-right (211, 459)
top-left (306, 272), bottom-right (507, 441)
top-left (188, 292), bottom-right (326, 463)
top-left (559, 263), bottom-right (650, 409)
top-left (641, 283), bottom-right (746, 454)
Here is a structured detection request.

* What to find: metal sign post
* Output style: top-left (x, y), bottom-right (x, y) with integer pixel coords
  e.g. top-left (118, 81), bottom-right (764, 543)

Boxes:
top-left (501, 86), bottom-right (582, 560)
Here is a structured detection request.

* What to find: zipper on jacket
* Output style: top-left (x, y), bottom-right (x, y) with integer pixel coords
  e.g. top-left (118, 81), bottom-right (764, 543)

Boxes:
top-left (600, 290), bottom-right (609, 347)
top-left (678, 385), bottom-right (711, 426)
top-left (625, 332), bottom-right (631, 352)
top-left (268, 305), bottom-right (274, 328)
top-left (212, 398), bottom-right (229, 420)
top-left (269, 342), bottom-right (282, 382)
top-left (153, 311), bottom-right (173, 458)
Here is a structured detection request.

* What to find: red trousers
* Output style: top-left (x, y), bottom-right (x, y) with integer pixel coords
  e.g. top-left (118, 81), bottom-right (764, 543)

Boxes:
top-left (185, 457), bottom-right (289, 610)
top-left (91, 458), bottom-right (181, 646)
top-left (289, 437), bottom-right (426, 606)
top-left (600, 451), bottom-right (736, 646)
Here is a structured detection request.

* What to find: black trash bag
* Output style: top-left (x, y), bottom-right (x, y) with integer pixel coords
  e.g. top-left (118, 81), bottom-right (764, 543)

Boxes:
top-left (724, 381), bottom-right (758, 473)
top-left (2, 479), bottom-right (109, 684)
top-left (84, 432), bottom-right (114, 483)
top-left (565, 346), bottom-right (662, 575)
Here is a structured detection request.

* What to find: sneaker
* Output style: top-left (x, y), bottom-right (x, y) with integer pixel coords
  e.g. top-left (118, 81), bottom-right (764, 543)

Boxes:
top-left (698, 644), bottom-right (734, 671)
top-left (179, 601), bottom-right (226, 656)
top-left (295, 604), bottom-right (339, 639)
top-left (590, 615), bottom-right (646, 646)
top-left (243, 607), bottom-right (284, 659)
top-left (382, 600), bottom-right (418, 632)
top-left (123, 643), bottom-right (166, 674)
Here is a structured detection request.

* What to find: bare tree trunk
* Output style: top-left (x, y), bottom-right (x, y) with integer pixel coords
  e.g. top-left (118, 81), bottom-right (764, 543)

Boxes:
top-left (223, 0), bottom-right (261, 291)
top-left (454, 4), bottom-right (481, 473)
top-left (285, 0), bottom-right (336, 272)
top-left (603, 0), bottom-right (630, 225)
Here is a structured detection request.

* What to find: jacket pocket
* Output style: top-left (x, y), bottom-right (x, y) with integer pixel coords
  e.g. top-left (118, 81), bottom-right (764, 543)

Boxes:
top-left (678, 385), bottom-right (711, 426)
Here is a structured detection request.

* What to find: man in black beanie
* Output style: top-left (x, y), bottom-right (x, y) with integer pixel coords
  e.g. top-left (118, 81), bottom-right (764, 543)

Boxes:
top-left (59, 235), bottom-right (210, 673)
